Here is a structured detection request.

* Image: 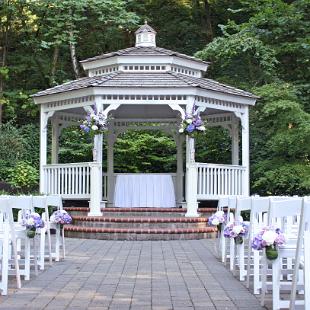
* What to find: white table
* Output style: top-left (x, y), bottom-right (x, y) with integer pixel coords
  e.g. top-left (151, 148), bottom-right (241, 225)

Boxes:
top-left (114, 174), bottom-right (176, 208)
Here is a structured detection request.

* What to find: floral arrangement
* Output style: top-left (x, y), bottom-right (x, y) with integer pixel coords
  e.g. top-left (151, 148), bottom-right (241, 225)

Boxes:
top-left (50, 210), bottom-right (72, 225)
top-left (208, 210), bottom-right (226, 232)
top-left (20, 212), bottom-right (44, 238)
top-left (223, 221), bottom-right (249, 244)
top-left (251, 227), bottom-right (285, 260)
top-left (80, 107), bottom-right (108, 136)
top-left (179, 112), bottom-right (206, 137)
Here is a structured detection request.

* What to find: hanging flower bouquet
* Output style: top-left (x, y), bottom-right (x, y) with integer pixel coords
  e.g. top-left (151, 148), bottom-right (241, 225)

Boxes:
top-left (179, 113), bottom-right (206, 137)
top-left (251, 227), bottom-right (285, 260)
top-left (20, 212), bottom-right (45, 238)
top-left (208, 210), bottom-right (226, 232)
top-left (50, 210), bottom-right (72, 226)
top-left (79, 107), bottom-right (108, 137)
top-left (223, 221), bottom-right (249, 244)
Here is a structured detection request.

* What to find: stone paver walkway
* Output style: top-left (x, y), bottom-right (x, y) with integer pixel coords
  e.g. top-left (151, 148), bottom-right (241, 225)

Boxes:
top-left (0, 239), bottom-right (265, 310)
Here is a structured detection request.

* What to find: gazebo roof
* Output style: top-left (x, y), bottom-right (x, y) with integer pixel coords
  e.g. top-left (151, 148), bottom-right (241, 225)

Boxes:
top-left (32, 71), bottom-right (258, 99)
top-left (80, 46), bottom-right (209, 66)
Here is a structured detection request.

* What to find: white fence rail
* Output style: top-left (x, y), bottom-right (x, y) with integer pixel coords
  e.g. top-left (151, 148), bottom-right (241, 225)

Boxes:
top-left (43, 163), bottom-right (92, 199)
top-left (197, 163), bottom-right (245, 198)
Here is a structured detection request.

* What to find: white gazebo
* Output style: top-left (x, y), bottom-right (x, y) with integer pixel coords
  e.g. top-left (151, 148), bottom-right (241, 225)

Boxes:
top-left (33, 23), bottom-right (258, 217)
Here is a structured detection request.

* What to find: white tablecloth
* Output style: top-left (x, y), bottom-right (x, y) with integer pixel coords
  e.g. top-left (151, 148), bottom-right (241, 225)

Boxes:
top-left (114, 174), bottom-right (176, 208)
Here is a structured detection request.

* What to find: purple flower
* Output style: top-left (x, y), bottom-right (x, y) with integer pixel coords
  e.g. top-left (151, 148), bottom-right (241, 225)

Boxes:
top-left (50, 210), bottom-right (72, 225)
top-left (186, 124), bottom-right (195, 133)
top-left (193, 119), bottom-right (203, 127)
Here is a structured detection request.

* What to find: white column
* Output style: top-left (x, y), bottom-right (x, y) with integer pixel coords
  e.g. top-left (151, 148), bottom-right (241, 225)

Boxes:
top-left (185, 99), bottom-right (199, 217)
top-left (176, 134), bottom-right (184, 205)
top-left (39, 109), bottom-right (48, 194)
top-left (88, 99), bottom-right (104, 216)
top-left (241, 107), bottom-right (250, 196)
top-left (231, 119), bottom-right (239, 165)
top-left (51, 117), bottom-right (60, 164)
top-left (107, 132), bottom-right (116, 206)
top-left (88, 162), bottom-right (103, 216)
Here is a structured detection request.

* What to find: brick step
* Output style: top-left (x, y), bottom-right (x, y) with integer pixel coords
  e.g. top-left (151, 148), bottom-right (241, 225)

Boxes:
top-left (71, 215), bottom-right (208, 229)
top-left (64, 225), bottom-right (217, 240)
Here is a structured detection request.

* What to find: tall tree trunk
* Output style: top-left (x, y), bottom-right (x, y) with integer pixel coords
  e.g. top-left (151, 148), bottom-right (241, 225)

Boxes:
top-left (203, 0), bottom-right (213, 42)
top-left (69, 30), bottom-right (80, 79)
top-left (50, 45), bottom-right (59, 86)
top-left (0, 2), bottom-right (9, 125)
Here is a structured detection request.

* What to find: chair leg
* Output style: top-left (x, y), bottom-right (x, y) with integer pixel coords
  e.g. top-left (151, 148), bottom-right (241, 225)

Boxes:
top-left (39, 229), bottom-right (45, 270)
top-left (261, 256), bottom-right (267, 306)
top-left (1, 238), bottom-right (9, 295)
top-left (62, 226), bottom-right (66, 259)
top-left (272, 258), bottom-right (281, 310)
top-left (24, 238), bottom-right (30, 281)
top-left (230, 238), bottom-right (235, 271)
top-left (238, 243), bottom-right (246, 281)
top-left (55, 227), bottom-right (60, 261)
top-left (253, 250), bottom-right (261, 294)
top-left (221, 231), bottom-right (226, 263)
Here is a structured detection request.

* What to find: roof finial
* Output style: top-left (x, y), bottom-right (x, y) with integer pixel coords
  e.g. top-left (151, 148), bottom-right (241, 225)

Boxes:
top-left (144, 20), bottom-right (148, 25)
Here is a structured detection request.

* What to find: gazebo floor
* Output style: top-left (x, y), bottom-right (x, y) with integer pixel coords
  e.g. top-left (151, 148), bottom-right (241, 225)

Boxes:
top-left (63, 206), bottom-right (218, 240)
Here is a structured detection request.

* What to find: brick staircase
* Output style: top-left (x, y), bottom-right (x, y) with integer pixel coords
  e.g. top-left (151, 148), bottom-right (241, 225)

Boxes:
top-left (63, 206), bottom-right (217, 240)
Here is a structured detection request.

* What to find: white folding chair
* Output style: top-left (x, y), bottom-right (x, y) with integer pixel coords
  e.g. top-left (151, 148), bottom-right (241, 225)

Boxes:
top-left (32, 196), bottom-right (52, 270)
top-left (227, 196), bottom-right (237, 271)
top-left (217, 196), bottom-right (228, 262)
top-left (234, 196), bottom-right (251, 281)
top-left (9, 196), bottom-right (35, 280)
top-left (261, 197), bottom-right (303, 309)
top-left (290, 197), bottom-right (310, 310)
top-left (0, 198), bottom-right (21, 295)
top-left (246, 196), bottom-right (269, 294)
top-left (46, 195), bottom-right (65, 261)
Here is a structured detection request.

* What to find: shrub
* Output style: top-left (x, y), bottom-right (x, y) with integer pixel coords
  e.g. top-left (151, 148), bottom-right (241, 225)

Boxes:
top-left (7, 162), bottom-right (39, 192)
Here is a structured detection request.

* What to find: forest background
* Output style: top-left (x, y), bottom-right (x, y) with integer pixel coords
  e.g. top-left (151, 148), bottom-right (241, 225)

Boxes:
top-left (0, 0), bottom-right (309, 195)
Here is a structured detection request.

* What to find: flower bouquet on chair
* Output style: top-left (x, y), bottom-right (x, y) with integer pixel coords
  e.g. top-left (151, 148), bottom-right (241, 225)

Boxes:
top-left (50, 210), bottom-right (72, 227)
top-left (223, 221), bottom-right (249, 244)
top-left (208, 210), bottom-right (226, 233)
top-left (251, 227), bottom-right (285, 260)
top-left (20, 212), bottom-right (45, 238)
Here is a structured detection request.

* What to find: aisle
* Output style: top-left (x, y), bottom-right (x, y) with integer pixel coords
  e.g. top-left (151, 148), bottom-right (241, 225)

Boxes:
top-left (0, 239), bottom-right (266, 310)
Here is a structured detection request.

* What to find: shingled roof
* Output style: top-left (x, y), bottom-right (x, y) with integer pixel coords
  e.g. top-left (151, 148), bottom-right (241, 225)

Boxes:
top-left (80, 46), bottom-right (209, 65)
top-left (32, 71), bottom-right (258, 99)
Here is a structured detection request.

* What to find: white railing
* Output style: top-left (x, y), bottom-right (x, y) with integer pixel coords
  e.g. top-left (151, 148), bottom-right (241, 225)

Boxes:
top-left (43, 163), bottom-right (92, 199)
top-left (197, 163), bottom-right (246, 198)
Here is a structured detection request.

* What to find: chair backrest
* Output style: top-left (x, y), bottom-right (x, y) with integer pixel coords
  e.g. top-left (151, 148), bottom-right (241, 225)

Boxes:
top-left (32, 196), bottom-right (48, 222)
top-left (235, 197), bottom-right (251, 218)
top-left (9, 196), bottom-right (33, 211)
top-left (268, 198), bottom-right (303, 237)
top-left (303, 198), bottom-right (310, 232)
top-left (46, 195), bottom-right (63, 210)
top-left (0, 197), bottom-right (14, 233)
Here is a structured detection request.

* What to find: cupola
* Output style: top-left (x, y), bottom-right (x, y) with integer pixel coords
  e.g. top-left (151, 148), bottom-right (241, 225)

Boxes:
top-left (135, 21), bottom-right (156, 47)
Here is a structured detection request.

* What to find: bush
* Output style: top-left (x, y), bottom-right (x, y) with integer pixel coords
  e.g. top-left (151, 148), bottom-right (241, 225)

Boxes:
top-left (7, 161), bottom-right (39, 192)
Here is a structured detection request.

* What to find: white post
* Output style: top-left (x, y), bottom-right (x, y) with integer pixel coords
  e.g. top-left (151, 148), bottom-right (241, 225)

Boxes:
top-left (185, 99), bottom-right (199, 217)
top-left (231, 119), bottom-right (239, 165)
top-left (241, 107), bottom-right (250, 196)
top-left (107, 132), bottom-right (116, 206)
top-left (39, 109), bottom-right (48, 194)
top-left (88, 162), bottom-right (103, 216)
top-left (88, 99), bottom-right (104, 216)
top-left (176, 134), bottom-right (184, 205)
top-left (51, 117), bottom-right (60, 164)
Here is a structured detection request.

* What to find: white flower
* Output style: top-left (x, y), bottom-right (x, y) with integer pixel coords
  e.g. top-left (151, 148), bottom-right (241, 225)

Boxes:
top-left (232, 225), bottom-right (243, 235)
top-left (197, 126), bottom-right (206, 131)
top-left (91, 125), bottom-right (98, 131)
top-left (90, 113), bottom-right (95, 118)
top-left (262, 230), bottom-right (278, 246)
top-left (211, 218), bottom-right (220, 226)
top-left (26, 218), bottom-right (35, 226)
top-left (179, 128), bottom-right (184, 133)
top-left (215, 211), bottom-right (224, 217)
top-left (186, 119), bottom-right (193, 124)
